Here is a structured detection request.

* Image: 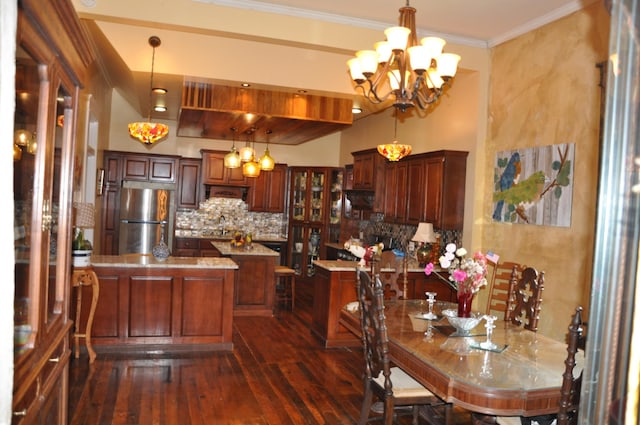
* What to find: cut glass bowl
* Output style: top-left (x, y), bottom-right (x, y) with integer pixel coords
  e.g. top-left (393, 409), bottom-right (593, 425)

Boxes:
top-left (442, 309), bottom-right (484, 336)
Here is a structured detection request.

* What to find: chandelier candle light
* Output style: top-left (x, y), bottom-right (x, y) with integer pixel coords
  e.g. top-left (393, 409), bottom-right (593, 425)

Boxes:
top-left (347, 1), bottom-right (461, 113)
top-left (128, 36), bottom-right (169, 147)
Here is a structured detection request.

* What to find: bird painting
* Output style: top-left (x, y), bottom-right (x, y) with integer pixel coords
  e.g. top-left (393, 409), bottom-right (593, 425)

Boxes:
top-left (493, 152), bottom-right (521, 221)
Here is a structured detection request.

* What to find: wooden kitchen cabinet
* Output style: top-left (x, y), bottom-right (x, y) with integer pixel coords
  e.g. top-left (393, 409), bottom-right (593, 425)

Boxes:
top-left (177, 157), bottom-right (202, 209)
top-left (248, 163), bottom-right (288, 212)
top-left (381, 150), bottom-right (468, 229)
top-left (422, 151), bottom-right (468, 230)
top-left (174, 237), bottom-right (200, 257)
top-left (201, 149), bottom-right (248, 186)
top-left (122, 153), bottom-right (178, 183)
top-left (351, 149), bottom-right (386, 212)
top-left (383, 160), bottom-right (409, 224)
top-left (13, 1), bottom-right (87, 422)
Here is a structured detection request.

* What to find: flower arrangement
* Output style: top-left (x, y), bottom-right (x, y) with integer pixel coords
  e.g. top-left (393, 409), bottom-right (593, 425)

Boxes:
top-left (424, 243), bottom-right (488, 295)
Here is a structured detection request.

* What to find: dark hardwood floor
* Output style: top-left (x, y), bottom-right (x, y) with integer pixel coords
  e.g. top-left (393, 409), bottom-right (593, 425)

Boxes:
top-left (67, 282), bottom-right (470, 424)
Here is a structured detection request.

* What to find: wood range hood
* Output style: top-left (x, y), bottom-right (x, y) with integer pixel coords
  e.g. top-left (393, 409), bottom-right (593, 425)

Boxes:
top-left (177, 80), bottom-right (354, 145)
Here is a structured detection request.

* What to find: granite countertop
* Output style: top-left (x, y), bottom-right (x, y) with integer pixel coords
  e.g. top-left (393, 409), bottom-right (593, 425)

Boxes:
top-left (211, 241), bottom-right (280, 257)
top-left (175, 231), bottom-right (287, 242)
top-left (313, 258), bottom-right (430, 273)
top-left (90, 254), bottom-right (238, 269)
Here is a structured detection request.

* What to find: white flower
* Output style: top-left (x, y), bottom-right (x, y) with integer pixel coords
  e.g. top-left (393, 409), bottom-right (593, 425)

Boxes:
top-left (445, 243), bottom-right (457, 253)
top-left (439, 255), bottom-right (451, 268)
top-left (456, 247), bottom-right (467, 257)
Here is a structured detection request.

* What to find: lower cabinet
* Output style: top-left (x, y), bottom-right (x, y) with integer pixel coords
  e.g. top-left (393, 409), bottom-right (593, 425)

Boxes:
top-left (89, 266), bottom-right (235, 350)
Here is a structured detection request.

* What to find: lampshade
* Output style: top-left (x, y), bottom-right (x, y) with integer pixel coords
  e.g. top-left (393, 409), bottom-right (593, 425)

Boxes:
top-left (239, 143), bottom-right (255, 162)
top-left (243, 158), bottom-right (261, 177)
top-left (74, 202), bottom-right (95, 229)
top-left (377, 141), bottom-right (412, 162)
top-left (258, 147), bottom-right (275, 171)
top-left (224, 145), bottom-right (241, 168)
top-left (411, 223), bottom-right (436, 243)
top-left (128, 36), bottom-right (169, 146)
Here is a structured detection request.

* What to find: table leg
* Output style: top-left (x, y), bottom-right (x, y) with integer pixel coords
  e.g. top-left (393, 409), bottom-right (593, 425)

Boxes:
top-left (85, 273), bottom-right (99, 363)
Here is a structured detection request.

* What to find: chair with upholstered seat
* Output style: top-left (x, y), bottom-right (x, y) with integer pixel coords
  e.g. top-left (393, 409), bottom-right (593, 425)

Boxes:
top-left (506, 266), bottom-right (545, 332)
top-left (356, 269), bottom-right (442, 425)
top-left (485, 260), bottom-right (525, 319)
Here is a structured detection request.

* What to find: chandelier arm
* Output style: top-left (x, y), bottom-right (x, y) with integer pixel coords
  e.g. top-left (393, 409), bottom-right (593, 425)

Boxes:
top-left (364, 59), bottom-right (396, 104)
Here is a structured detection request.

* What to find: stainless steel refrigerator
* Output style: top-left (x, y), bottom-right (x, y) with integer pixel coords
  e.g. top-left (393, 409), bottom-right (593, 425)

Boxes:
top-left (118, 188), bottom-right (172, 255)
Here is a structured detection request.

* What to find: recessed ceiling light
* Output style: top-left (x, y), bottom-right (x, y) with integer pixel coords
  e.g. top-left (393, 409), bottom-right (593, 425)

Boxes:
top-left (154, 105), bottom-right (167, 112)
top-left (297, 89), bottom-right (308, 94)
top-left (352, 107), bottom-right (362, 114)
top-left (241, 83), bottom-right (251, 88)
top-left (152, 87), bottom-right (167, 94)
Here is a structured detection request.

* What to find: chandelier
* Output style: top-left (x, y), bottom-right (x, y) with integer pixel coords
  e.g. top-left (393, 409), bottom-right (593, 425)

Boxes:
top-left (347, 1), bottom-right (461, 113)
top-left (128, 36), bottom-right (169, 146)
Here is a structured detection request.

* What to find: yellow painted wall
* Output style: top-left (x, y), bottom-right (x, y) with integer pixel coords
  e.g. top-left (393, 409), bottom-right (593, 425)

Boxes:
top-left (480, 3), bottom-right (609, 340)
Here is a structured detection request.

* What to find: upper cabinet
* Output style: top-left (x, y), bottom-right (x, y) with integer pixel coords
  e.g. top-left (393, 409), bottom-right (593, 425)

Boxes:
top-left (177, 158), bottom-right (202, 209)
top-left (351, 149), bottom-right (385, 212)
top-left (248, 163), bottom-right (288, 212)
top-left (201, 149), bottom-right (247, 186)
top-left (122, 154), bottom-right (177, 183)
top-left (383, 150), bottom-right (467, 229)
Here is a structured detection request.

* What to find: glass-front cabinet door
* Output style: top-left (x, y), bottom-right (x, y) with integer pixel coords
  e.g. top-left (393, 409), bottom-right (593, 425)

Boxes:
top-left (289, 224), bottom-right (322, 277)
top-left (14, 39), bottom-right (75, 370)
top-left (328, 169), bottom-right (343, 244)
top-left (309, 170), bottom-right (326, 223)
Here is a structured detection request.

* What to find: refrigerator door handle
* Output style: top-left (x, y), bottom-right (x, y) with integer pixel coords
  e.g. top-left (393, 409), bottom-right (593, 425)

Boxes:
top-left (120, 219), bottom-right (167, 225)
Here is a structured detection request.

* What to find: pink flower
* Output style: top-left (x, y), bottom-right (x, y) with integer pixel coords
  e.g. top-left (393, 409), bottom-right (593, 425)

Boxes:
top-left (424, 263), bottom-right (435, 275)
top-left (453, 269), bottom-right (468, 282)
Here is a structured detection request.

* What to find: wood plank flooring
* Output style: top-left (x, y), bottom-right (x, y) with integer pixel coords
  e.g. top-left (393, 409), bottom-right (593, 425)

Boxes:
top-left (67, 283), bottom-right (470, 425)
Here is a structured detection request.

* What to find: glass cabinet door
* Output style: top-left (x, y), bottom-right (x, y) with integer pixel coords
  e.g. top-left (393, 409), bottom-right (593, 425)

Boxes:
top-left (291, 169), bottom-right (307, 222)
top-left (309, 170), bottom-right (325, 223)
top-left (14, 44), bottom-right (75, 358)
top-left (328, 169), bottom-right (343, 243)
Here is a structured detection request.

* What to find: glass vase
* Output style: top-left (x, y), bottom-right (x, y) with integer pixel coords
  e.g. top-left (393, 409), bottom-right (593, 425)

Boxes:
top-left (152, 224), bottom-right (171, 261)
top-left (457, 288), bottom-right (474, 318)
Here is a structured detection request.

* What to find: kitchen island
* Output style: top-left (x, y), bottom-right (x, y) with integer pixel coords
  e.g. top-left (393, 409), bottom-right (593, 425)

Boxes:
top-left (88, 255), bottom-right (237, 351)
top-left (312, 258), bottom-right (455, 348)
top-left (210, 241), bottom-right (280, 316)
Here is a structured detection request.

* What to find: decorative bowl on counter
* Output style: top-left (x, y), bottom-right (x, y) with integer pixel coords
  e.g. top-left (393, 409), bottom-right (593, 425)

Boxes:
top-left (442, 309), bottom-right (485, 336)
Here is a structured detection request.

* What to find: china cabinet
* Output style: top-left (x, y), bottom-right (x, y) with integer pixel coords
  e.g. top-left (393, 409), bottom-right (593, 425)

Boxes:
top-left (13, 1), bottom-right (93, 423)
top-left (287, 167), bottom-right (342, 280)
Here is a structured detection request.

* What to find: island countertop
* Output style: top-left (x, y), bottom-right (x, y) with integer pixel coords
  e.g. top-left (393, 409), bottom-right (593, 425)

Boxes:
top-left (90, 254), bottom-right (238, 269)
top-left (313, 258), bottom-right (429, 273)
top-left (211, 241), bottom-right (280, 257)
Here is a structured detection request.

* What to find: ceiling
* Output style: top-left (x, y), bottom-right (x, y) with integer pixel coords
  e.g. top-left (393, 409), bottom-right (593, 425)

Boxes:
top-left (74, 0), bottom-right (599, 145)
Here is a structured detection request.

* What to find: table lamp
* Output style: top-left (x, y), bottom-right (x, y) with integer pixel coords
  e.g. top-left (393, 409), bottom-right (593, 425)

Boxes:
top-left (411, 222), bottom-right (436, 267)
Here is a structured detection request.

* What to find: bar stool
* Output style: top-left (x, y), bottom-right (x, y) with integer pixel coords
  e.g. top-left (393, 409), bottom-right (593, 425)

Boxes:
top-left (71, 267), bottom-right (100, 363)
top-left (274, 266), bottom-right (296, 311)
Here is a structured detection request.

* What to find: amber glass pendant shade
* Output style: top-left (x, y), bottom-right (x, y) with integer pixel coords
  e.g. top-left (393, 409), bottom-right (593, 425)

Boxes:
top-left (258, 147), bottom-right (275, 171)
top-left (224, 146), bottom-right (241, 168)
top-left (243, 159), bottom-right (261, 177)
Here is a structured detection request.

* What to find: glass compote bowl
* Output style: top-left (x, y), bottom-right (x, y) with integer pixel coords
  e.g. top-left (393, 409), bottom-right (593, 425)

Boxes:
top-left (442, 309), bottom-right (485, 336)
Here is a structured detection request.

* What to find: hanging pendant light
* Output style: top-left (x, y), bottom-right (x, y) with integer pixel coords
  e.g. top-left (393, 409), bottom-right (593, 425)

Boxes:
top-left (128, 36), bottom-right (169, 147)
top-left (377, 110), bottom-right (412, 161)
top-left (224, 127), bottom-right (241, 168)
top-left (258, 130), bottom-right (275, 171)
top-left (242, 131), bottom-right (261, 177)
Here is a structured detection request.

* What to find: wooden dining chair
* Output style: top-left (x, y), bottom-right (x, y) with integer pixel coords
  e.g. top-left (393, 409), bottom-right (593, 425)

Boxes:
top-left (495, 306), bottom-right (585, 425)
top-left (506, 266), bottom-right (545, 332)
top-left (376, 251), bottom-right (402, 301)
top-left (485, 260), bottom-right (525, 319)
top-left (355, 269), bottom-right (442, 425)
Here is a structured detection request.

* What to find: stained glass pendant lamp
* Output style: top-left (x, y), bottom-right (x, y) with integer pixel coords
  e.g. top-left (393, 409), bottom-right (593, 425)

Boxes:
top-left (377, 111), bottom-right (411, 161)
top-left (128, 36), bottom-right (169, 147)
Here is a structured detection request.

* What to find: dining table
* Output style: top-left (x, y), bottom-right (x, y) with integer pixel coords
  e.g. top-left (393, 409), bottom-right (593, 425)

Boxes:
top-left (340, 299), bottom-right (577, 421)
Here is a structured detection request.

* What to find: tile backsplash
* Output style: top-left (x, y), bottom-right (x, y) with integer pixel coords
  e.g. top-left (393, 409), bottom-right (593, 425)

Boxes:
top-left (175, 198), bottom-right (286, 238)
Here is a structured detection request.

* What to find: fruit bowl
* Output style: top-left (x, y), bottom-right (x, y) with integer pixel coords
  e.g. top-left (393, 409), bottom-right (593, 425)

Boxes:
top-left (442, 309), bottom-right (484, 336)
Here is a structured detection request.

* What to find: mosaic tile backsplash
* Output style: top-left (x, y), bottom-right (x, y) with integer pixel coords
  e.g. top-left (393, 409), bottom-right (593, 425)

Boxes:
top-left (175, 198), bottom-right (286, 238)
